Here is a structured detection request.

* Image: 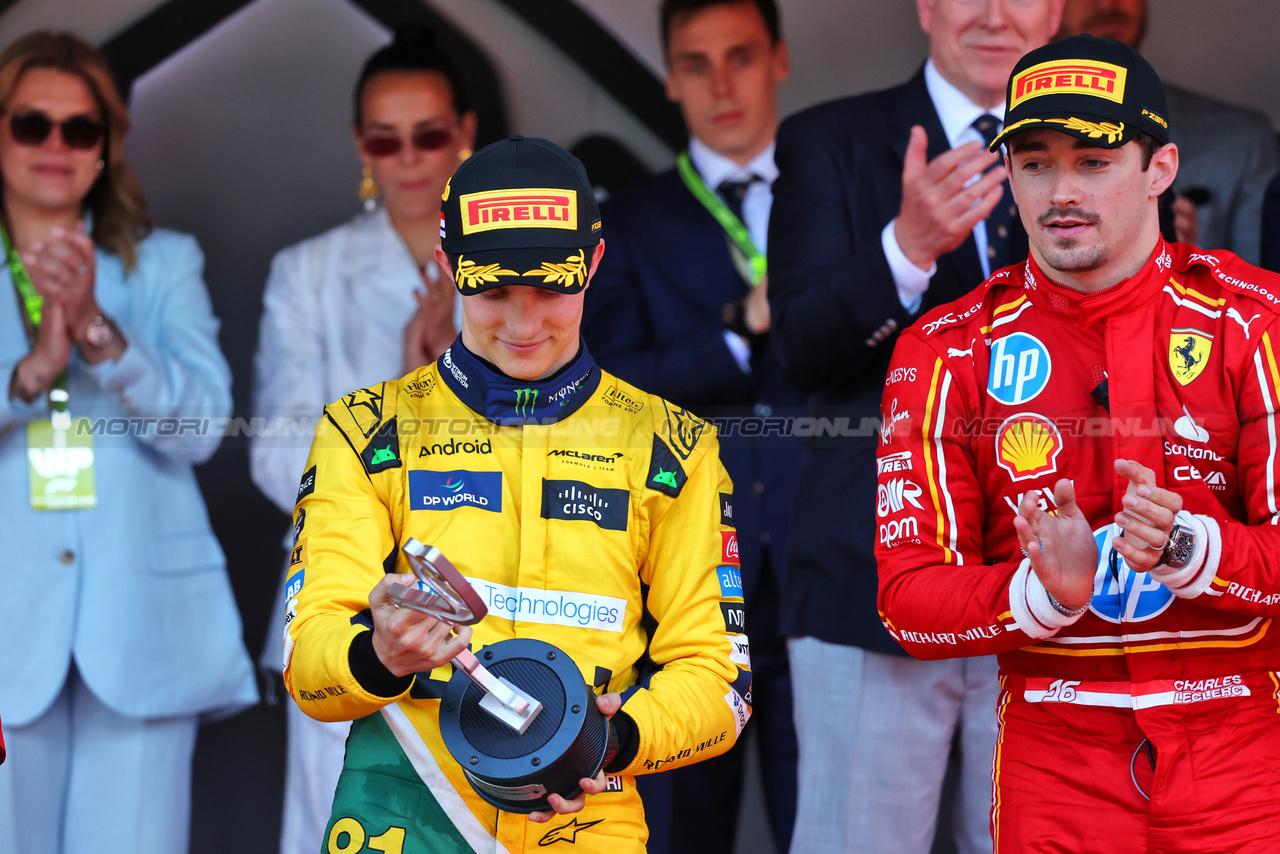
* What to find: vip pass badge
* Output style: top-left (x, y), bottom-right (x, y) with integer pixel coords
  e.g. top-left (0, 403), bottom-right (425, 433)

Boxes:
top-left (676, 151), bottom-right (766, 287)
top-left (4, 227), bottom-right (98, 510)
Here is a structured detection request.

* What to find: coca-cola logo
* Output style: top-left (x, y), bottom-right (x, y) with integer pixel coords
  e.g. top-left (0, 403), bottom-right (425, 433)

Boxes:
top-left (721, 531), bottom-right (739, 565)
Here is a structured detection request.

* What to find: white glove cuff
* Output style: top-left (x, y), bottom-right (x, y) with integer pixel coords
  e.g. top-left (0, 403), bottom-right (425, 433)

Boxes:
top-left (1008, 558), bottom-right (1087, 640)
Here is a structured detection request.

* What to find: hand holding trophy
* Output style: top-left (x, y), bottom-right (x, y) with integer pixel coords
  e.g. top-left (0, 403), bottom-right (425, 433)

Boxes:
top-left (387, 540), bottom-right (620, 813)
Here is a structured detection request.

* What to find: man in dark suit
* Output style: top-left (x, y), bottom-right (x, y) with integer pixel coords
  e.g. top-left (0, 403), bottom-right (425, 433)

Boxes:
top-left (1263, 172), bottom-right (1280, 274)
top-left (767, 1), bottom-right (1063, 852)
top-left (581, 1), bottom-right (798, 851)
top-left (1056, 0), bottom-right (1280, 264)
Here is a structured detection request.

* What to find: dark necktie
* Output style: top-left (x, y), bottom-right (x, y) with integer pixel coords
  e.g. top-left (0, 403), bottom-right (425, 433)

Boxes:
top-left (973, 114), bottom-right (1016, 271)
top-left (717, 177), bottom-right (758, 224)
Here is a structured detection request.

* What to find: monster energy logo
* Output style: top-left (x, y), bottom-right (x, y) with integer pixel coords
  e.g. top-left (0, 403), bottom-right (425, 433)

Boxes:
top-left (514, 388), bottom-right (538, 417)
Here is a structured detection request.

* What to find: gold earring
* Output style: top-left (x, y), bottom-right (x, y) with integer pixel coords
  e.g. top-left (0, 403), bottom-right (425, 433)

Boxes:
top-left (458, 147), bottom-right (473, 163)
top-left (359, 164), bottom-right (378, 211)
top-left (96, 159), bottom-right (105, 170)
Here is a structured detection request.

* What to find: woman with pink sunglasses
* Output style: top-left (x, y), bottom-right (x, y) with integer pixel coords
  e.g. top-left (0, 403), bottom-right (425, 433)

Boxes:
top-left (249, 25), bottom-right (476, 854)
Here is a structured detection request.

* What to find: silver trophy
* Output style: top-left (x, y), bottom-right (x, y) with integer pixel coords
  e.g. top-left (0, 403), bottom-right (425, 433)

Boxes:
top-left (386, 539), bottom-right (617, 812)
top-left (387, 539), bottom-right (543, 733)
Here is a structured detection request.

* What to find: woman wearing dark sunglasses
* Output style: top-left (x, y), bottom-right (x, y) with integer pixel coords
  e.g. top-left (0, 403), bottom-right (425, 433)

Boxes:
top-left (0, 31), bottom-right (257, 854)
top-left (249, 24), bottom-right (476, 854)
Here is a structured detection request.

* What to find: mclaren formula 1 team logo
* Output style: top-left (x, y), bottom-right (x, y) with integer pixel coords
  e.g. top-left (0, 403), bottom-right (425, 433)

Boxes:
top-left (995, 413), bottom-right (1063, 482)
top-left (459, 188), bottom-right (578, 234)
top-left (1010, 59), bottom-right (1127, 109)
top-left (1169, 329), bottom-right (1213, 385)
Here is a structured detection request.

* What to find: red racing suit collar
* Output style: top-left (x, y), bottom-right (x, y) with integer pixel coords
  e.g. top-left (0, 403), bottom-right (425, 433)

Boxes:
top-left (1018, 239), bottom-right (1172, 327)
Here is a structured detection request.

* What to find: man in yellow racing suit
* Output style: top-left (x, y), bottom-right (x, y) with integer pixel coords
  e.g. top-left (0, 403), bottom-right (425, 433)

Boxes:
top-left (283, 136), bottom-right (749, 854)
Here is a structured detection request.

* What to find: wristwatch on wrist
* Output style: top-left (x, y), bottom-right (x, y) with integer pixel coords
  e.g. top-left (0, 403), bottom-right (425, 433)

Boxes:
top-left (81, 314), bottom-right (115, 352)
top-left (1159, 523), bottom-right (1197, 570)
top-left (720, 299), bottom-right (764, 349)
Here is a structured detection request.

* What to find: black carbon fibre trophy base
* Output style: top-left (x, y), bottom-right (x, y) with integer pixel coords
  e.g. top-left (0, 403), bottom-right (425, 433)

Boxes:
top-left (439, 637), bottom-right (617, 813)
top-left (386, 541), bottom-right (617, 813)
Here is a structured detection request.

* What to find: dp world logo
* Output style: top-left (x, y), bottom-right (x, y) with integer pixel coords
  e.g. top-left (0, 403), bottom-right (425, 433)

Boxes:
top-left (514, 388), bottom-right (538, 417)
top-left (988, 332), bottom-right (1051, 406)
top-left (1088, 524), bottom-right (1174, 623)
top-left (409, 470), bottom-right (502, 513)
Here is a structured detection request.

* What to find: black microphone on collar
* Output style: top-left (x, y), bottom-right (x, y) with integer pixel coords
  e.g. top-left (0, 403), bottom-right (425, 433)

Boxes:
top-left (1091, 377), bottom-right (1110, 413)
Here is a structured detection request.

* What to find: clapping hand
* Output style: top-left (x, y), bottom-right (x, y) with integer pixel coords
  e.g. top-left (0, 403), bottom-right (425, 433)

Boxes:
top-left (403, 285), bottom-right (457, 372)
top-left (894, 126), bottom-right (1008, 270)
top-left (22, 221), bottom-right (99, 341)
top-left (1113, 459), bottom-right (1182, 573)
top-left (1011, 478), bottom-right (1098, 611)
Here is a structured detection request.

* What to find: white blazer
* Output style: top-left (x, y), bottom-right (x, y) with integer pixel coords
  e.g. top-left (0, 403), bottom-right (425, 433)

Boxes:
top-left (251, 207), bottom-right (460, 514)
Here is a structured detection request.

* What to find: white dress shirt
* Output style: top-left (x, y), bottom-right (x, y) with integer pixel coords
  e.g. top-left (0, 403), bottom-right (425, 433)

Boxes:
top-left (687, 136), bottom-right (778, 373)
top-left (882, 59), bottom-right (1007, 313)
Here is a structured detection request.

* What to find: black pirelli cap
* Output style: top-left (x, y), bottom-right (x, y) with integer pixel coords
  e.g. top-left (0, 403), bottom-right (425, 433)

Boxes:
top-left (990, 34), bottom-right (1169, 151)
top-left (439, 135), bottom-right (601, 294)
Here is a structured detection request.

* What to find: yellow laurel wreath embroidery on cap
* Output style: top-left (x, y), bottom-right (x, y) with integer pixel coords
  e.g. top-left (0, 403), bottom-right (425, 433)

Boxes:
top-left (455, 256), bottom-right (518, 290)
top-left (523, 249), bottom-right (587, 288)
top-left (1046, 117), bottom-right (1125, 144)
top-left (1000, 117), bottom-right (1043, 137)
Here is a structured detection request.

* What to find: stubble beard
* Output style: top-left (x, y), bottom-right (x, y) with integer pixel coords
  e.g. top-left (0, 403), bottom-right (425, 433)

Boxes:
top-left (1039, 238), bottom-right (1110, 274)
top-left (1036, 206), bottom-right (1108, 274)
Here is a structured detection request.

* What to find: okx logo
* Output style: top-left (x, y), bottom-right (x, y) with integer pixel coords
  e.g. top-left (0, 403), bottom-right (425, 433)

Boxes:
top-left (514, 387), bottom-right (538, 418)
top-left (409, 470), bottom-right (502, 513)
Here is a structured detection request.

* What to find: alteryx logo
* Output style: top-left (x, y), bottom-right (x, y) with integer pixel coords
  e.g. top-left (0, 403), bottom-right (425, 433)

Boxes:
top-left (987, 331), bottom-right (1051, 405)
top-left (514, 388), bottom-right (538, 417)
top-left (409, 470), bottom-right (502, 513)
top-left (717, 566), bottom-right (744, 599)
top-left (1089, 524), bottom-right (1174, 623)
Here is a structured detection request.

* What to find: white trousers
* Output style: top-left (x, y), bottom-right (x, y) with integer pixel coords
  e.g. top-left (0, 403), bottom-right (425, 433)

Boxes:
top-left (787, 638), bottom-right (999, 854)
top-left (0, 666), bottom-right (198, 854)
top-left (278, 699), bottom-right (350, 854)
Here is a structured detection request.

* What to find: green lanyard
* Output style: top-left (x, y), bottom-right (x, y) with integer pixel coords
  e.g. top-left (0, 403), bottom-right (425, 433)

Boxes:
top-left (676, 151), bottom-right (767, 286)
top-left (3, 226), bottom-right (69, 415)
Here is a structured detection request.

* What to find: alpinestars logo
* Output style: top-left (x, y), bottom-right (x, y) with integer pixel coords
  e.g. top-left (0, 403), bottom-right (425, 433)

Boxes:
top-left (538, 817), bottom-right (603, 846)
top-left (514, 387), bottom-right (538, 417)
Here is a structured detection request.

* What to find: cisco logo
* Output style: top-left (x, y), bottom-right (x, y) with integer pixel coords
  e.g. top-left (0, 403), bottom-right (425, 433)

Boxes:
top-left (540, 479), bottom-right (629, 531)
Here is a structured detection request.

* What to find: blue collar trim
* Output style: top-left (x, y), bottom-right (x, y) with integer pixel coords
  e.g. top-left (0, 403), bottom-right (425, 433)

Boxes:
top-left (437, 337), bottom-right (601, 425)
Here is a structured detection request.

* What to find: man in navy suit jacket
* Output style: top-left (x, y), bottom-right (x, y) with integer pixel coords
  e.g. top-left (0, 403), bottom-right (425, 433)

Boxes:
top-left (767, 1), bottom-right (1063, 852)
top-left (582, 1), bottom-right (798, 851)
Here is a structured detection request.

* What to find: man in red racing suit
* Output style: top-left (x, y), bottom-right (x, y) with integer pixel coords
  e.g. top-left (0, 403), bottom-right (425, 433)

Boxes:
top-left (876, 35), bottom-right (1280, 853)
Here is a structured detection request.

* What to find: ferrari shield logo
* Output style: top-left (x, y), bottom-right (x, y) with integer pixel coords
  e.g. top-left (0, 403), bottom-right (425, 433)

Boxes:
top-left (1168, 329), bottom-right (1212, 386)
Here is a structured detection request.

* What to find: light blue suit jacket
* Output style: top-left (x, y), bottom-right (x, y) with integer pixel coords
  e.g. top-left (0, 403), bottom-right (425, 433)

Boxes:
top-left (0, 229), bottom-right (257, 726)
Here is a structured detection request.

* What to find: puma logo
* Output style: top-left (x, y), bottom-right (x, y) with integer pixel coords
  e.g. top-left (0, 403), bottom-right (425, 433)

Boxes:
top-left (1227, 307), bottom-right (1261, 339)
